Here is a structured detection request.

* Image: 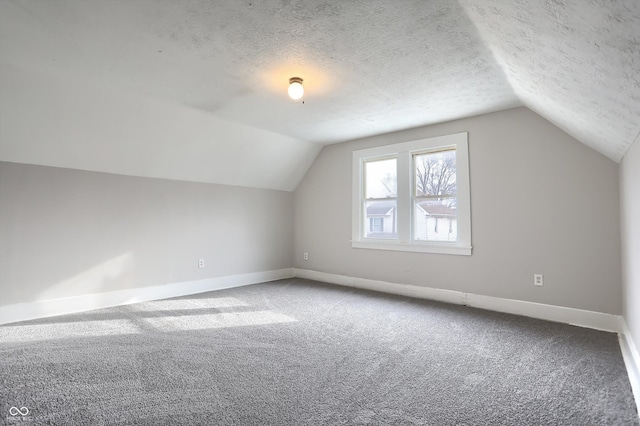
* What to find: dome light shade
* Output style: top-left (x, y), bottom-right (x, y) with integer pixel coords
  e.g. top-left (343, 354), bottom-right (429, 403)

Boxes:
top-left (288, 77), bottom-right (304, 100)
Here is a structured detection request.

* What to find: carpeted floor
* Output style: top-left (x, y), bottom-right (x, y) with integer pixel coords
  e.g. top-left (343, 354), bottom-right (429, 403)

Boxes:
top-left (1, 278), bottom-right (638, 425)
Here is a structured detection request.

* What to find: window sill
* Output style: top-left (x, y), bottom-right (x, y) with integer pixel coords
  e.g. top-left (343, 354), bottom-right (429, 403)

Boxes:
top-left (351, 240), bottom-right (472, 256)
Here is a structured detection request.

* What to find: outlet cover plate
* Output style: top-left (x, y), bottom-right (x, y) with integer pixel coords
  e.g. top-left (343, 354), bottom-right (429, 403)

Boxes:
top-left (534, 274), bottom-right (543, 286)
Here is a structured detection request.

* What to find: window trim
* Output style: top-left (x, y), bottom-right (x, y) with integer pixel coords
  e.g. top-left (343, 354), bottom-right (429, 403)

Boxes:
top-left (352, 132), bottom-right (472, 256)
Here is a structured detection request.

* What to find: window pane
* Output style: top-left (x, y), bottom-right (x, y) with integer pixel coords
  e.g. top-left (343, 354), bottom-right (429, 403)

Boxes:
top-left (414, 150), bottom-right (456, 197)
top-left (364, 199), bottom-right (397, 239)
top-left (365, 158), bottom-right (397, 198)
top-left (414, 199), bottom-right (458, 241)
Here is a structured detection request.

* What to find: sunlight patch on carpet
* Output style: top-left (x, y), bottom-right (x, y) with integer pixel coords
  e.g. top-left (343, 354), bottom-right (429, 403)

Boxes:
top-left (0, 319), bottom-right (141, 343)
top-left (128, 297), bottom-right (249, 312)
top-left (141, 310), bottom-right (296, 332)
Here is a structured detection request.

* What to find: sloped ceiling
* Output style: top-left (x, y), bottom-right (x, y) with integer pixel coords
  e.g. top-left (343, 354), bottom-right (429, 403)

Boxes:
top-left (1, 0), bottom-right (639, 189)
top-left (460, 0), bottom-right (640, 161)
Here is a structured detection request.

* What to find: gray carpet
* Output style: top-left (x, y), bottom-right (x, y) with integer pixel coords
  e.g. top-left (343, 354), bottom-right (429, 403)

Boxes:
top-left (1, 278), bottom-right (638, 425)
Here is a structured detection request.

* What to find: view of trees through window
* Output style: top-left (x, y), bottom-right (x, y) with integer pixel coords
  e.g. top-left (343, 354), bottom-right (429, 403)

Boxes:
top-left (363, 150), bottom-right (458, 242)
top-left (415, 149), bottom-right (456, 200)
top-left (414, 149), bottom-right (457, 241)
top-left (354, 132), bottom-right (470, 254)
top-left (364, 151), bottom-right (457, 200)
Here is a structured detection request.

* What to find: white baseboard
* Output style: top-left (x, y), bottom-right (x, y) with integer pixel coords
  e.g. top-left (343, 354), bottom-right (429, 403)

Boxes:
top-left (620, 318), bottom-right (640, 416)
top-left (293, 268), bottom-right (621, 333)
top-left (294, 268), bottom-right (468, 305)
top-left (0, 268), bottom-right (294, 325)
top-left (465, 293), bottom-right (621, 332)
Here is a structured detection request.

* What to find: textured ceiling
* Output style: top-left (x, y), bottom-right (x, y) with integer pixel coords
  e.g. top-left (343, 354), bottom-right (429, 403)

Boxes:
top-left (460, 0), bottom-right (640, 161)
top-left (1, 0), bottom-right (639, 169)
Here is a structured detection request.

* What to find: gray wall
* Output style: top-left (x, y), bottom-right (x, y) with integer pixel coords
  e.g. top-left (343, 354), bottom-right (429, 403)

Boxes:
top-left (0, 161), bottom-right (293, 306)
top-left (294, 107), bottom-right (622, 314)
top-left (621, 138), bottom-right (640, 344)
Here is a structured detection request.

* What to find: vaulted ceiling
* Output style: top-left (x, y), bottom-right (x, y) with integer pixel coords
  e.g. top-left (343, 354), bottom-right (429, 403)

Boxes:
top-left (1, 0), bottom-right (639, 190)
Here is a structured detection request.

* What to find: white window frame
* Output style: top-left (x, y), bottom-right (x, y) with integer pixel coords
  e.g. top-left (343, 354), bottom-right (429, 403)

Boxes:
top-left (352, 132), bottom-right (472, 256)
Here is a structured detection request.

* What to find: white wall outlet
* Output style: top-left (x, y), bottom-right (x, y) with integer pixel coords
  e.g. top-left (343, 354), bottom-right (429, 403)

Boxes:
top-left (534, 273), bottom-right (543, 286)
top-left (198, 259), bottom-right (205, 268)
top-left (303, 252), bottom-right (309, 261)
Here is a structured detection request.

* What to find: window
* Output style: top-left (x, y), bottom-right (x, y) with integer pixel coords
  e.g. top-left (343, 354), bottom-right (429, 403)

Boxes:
top-left (352, 132), bottom-right (471, 255)
top-left (369, 217), bottom-right (383, 232)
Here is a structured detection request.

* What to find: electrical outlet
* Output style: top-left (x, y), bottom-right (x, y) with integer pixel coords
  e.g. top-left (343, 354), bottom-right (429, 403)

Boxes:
top-left (303, 252), bottom-right (309, 261)
top-left (534, 273), bottom-right (543, 286)
top-left (198, 259), bottom-right (205, 268)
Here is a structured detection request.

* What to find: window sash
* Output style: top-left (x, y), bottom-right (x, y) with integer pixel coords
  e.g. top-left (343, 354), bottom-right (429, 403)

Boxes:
top-left (412, 148), bottom-right (458, 242)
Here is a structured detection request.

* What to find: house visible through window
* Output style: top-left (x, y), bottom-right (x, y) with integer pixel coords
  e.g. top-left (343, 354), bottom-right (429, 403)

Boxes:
top-left (363, 157), bottom-right (397, 239)
top-left (352, 132), bottom-right (471, 255)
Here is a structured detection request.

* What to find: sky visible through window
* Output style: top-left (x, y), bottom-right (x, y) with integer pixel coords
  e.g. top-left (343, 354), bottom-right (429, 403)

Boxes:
top-left (365, 158), bottom-right (396, 198)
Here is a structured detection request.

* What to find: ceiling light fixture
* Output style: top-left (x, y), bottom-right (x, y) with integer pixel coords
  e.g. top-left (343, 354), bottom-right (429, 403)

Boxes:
top-left (288, 77), bottom-right (304, 101)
